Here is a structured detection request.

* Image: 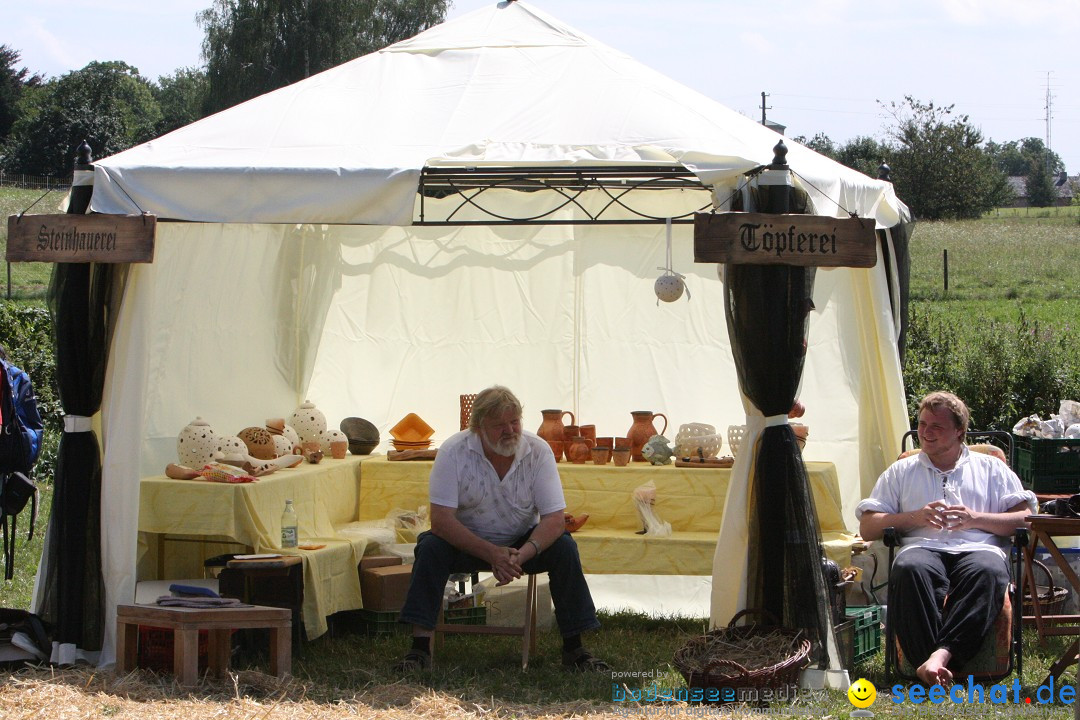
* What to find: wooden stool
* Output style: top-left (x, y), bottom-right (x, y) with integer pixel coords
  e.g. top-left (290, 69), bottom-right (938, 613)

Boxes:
top-left (434, 573), bottom-right (537, 670)
top-left (116, 603), bottom-right (291, 687)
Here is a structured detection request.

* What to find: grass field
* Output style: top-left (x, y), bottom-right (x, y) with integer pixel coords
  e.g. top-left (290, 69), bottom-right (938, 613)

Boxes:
top-left (0, 186), bottom-right (62, 299)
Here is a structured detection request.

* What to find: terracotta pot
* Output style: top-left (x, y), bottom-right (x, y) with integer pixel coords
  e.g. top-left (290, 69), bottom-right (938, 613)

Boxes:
top-left (538, 409), bottom-right (575, 446)
top-left (563, 424), bottom-right (580, 443)
top-left (591, 446), bottom-right (611, 465)
top-left (612, 448), bottom-right (631, 467)
top-left (579, 425), bottom-right (596, 448)
top-left (595, 436), bottom-right (614, 449)
top-left (547, 439), bottom-right (564, 462)
top-left (627, 411), bottom-right (668, 462)
top-left (566, 436), bottom-right (591, 464)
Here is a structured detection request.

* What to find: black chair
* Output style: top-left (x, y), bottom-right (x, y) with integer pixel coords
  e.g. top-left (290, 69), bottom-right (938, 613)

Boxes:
top-left (882, 526), bottom-right (1028, 685)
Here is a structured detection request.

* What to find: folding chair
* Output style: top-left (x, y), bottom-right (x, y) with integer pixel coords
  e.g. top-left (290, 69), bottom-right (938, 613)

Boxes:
top-left (882, 526), bottom-right (1028, 684)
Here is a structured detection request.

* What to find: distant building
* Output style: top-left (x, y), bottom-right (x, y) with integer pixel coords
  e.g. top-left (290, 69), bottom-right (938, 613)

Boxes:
top-left (1005, 171), bottom-right (1077, 207)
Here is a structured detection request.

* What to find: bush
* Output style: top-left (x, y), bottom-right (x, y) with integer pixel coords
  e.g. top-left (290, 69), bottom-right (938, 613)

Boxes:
top-left (0, 300), bottom-right (58, 482)
top-left (904, 303), bottom-right (1080, 430)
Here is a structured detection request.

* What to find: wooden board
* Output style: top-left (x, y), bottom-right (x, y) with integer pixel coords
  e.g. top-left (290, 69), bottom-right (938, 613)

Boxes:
top-left (694, 212), bottom-right (877, 268)
top-left (226, 555), bottom-right (302, 569)
top-left (674, 456), bottom-right (734, 468)
top-left (6, 213), bottom-right (156, 263)
top-left (387, 449), bottom-right (438, 461)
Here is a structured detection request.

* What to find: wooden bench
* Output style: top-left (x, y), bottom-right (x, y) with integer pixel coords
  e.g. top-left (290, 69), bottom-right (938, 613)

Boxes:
top-left (116, 603), bottom-right (291, 687)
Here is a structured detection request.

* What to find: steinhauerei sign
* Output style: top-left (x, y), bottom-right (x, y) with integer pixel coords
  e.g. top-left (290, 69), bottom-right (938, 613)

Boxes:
top-left (6, 213), bottom-right (156, 263)
top-left (693, 212), bottom-right (877, 268)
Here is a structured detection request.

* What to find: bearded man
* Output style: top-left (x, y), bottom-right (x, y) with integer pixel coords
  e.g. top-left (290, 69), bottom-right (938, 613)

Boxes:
top-left (394, 385), bottom-right (608, 672)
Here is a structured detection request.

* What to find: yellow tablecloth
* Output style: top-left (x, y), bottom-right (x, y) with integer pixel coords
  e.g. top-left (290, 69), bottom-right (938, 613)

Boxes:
top-left (138, 456), bottom-right (366, 639)
top-left (357, 456), bottom-right (855, 573)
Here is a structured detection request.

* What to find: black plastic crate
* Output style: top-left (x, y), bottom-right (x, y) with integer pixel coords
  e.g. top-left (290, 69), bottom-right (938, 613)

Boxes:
top-left (1014, 435), bottom-right (1080, 493)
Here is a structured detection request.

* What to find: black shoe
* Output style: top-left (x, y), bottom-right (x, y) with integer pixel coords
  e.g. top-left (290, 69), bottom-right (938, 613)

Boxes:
top-left (392, 648), bottom-right (431, 672)
top-left (562, 647), bottom-right (611, 672)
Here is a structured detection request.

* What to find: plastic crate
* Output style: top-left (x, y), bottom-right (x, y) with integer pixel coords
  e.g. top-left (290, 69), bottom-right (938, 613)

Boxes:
top-left (1014, 435), bottom-right (1080, 493)
top-left (845, 605), bottom-right (882, 664)
top-left (355, 608), bottom-right (408, 636)
top-left (137, 625), bottom-right (209, 674)
top-left (444, 605), bottom-right (486, 626)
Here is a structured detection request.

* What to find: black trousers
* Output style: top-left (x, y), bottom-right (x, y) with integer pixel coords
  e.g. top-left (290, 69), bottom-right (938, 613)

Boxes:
top-left (888, 547), bottom-right (1009, 669)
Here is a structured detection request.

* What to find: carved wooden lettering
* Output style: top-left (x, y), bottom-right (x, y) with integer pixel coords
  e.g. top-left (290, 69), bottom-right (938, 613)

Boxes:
top-left (693, 212), bottom-right (877, 268)
top-left (6, 213), bottom-right (156, 264)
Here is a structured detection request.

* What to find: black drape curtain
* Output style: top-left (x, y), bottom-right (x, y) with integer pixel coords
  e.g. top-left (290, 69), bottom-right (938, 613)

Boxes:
top-left (724, 174), bottom-right (833, 664)
top-left (877, 220), bottom-right (913, 363)
top-left (37, 158), bottom-right (117, 653)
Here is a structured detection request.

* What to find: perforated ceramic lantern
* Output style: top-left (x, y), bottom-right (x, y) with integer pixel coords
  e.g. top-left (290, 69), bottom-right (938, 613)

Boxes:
top-left (177, 417), bottom-right (218, 468)
top-left (289, 400), bottom-right (327, 443)
top-left (215, 434), bottom-right (248, 462)
top-left (654, 273), bottom-right (685, 303)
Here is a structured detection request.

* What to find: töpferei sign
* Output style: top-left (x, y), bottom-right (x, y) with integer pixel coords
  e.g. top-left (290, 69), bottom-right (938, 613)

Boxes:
top-left (693, 212), bottom-right (877, 268)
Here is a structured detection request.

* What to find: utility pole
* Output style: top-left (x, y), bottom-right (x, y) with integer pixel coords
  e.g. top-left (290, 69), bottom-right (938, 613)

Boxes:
top-left (760, 91), bottom-right (771, 125)
top-left (1044, 72), bottom-right (1055, 171)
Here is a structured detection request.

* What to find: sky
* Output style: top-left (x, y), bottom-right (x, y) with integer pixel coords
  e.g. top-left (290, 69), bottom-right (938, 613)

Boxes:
top-left (4, 0), bottom-right (1079, 173)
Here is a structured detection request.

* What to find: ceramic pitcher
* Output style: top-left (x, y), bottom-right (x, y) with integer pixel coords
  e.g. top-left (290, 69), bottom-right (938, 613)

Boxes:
top-left (627, 411), bottom-right (668, 462)
top-left (538, 409), bottom-right (575, 446)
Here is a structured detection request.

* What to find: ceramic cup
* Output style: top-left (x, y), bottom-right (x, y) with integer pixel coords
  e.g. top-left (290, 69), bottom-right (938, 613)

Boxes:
top-left (595, 436), bottom-right (614, 449)
top-left (330, 439), bottom-right (348, 459)
top-left (615, 437), bottom-right (630, 449)
top-left (612, 447), bottom-right (631, 467)
top-left (547, 439), bottom-right (564, 462)
top-left (563, 425), bottom-right (580, 442)
top-left (580, 425), bottom-right (597, 447)
top-left (591, 446), bottom-right (611, 465)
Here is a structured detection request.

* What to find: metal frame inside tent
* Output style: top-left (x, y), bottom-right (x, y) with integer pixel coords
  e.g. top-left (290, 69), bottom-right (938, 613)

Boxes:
top-left (415, 165), bottom-right (712, 226)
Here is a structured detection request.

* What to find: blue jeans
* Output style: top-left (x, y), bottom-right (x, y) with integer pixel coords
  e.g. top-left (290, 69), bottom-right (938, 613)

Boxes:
top-left (398, 528), bottom-right (601, 637)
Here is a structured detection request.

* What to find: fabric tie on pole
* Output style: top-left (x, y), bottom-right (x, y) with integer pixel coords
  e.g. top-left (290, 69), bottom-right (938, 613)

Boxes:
top-left (63, 415), bottom-right (93, 433)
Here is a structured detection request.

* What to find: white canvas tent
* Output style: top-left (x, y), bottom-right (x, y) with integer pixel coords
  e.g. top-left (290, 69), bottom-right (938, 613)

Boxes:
top-left (66, 1), bottom-right (911, 665)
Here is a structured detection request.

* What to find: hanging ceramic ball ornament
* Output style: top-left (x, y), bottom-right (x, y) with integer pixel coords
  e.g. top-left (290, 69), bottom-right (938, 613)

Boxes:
top-left (654, 271), bottom-right (686, 303)
top-left (654, 217), bottom-right (690, 305)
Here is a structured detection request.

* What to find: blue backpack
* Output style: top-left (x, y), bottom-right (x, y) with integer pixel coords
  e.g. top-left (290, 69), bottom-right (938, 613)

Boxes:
top-left (0, 359), bottom-right (43, 581)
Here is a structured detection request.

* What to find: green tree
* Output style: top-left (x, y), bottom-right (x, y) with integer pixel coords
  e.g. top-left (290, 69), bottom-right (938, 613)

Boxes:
top-left (986, 137), bottom-right (1063, 178)
top-left (792, 132), bottom-right (837, 160)
top-left (1025, 151), bottom-right (1058, 207)
top-left (882, 96), bottom-right (1011, 220)
top-left (1, 61), bottom-right (161, 176)
top-left (0, 45), bottom-right (42, 145)
top-left (198, 0), bottom-right (448, 114)
top-left (153, 67), bottom-right (209, 135)
top-left (836, 135), bottom-right (890, 178)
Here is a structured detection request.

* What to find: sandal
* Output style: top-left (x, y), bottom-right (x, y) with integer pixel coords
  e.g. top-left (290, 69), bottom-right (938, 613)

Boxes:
top-left (562, 647), bottom-right (611, 673)
top-left (392, 648), bottom-right (431, 673)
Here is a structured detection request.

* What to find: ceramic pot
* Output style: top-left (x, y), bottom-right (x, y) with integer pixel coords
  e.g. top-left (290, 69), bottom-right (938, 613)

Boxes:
top-left (289, 400), bottom-right (327, 443)
top-left (612, 447), bottom-right (631, 467)
top-left (627, 411), bottom-right (668, 462)
top-left (238, 425), bottom-right (277, 460)
top-left (177, 417), bottom-right (218, 468)
top-left (538, 409), bottom-right (575, 446)
top-left (215, 435), bottom-right (248, 462)
top-left (546, 439), bottom-right (564, 462)
top-left (591, 446), bottom-right (611, 465)
top-left (579, 424), bottom-right (596, 448)
top-left (566, 436), bottom-right (591, 464)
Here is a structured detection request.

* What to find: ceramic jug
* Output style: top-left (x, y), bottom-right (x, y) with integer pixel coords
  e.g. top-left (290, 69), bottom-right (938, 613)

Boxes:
top-left (566, 435), bottom-right (591, 464)
top-left (627, 411), bottom-right (668, 462)
top-left (538, 410), bottom-right (575, 446)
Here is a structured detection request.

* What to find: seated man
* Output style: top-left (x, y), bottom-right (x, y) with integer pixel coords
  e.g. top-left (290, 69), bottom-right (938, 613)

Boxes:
top-left (394, 385), bottom-right (609, 672)
top-left (857, 391), bottom-right (1035, 685)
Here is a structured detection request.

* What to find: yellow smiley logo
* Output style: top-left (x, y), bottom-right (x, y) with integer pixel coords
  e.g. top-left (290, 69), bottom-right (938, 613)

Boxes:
top-left (847, 678), bottom-right (876, 708)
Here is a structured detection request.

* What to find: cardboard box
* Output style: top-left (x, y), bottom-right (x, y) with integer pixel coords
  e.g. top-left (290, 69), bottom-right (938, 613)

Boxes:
top-left (360, 564), bottom-right (413, 611)
top-left (360, 554), bottom-right (403, 571)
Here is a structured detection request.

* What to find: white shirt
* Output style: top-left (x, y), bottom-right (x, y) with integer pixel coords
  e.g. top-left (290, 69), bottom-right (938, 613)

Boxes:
top-left (429, 429), bottom-right (566, 545)
top-left (856, 446), bottom-right (1036, 560)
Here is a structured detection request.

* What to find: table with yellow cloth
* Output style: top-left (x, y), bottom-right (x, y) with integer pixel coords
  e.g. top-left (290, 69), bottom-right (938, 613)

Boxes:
top-left (138, 456), bottom-right (366, 639)
top-left (356, 456), bottom-right (854, 575)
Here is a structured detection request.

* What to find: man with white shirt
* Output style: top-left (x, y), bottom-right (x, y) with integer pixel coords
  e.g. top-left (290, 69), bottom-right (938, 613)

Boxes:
top-left (857, 391), bottom-right (1035, 686)
top-left (394, 385), bottom-right (607, 672)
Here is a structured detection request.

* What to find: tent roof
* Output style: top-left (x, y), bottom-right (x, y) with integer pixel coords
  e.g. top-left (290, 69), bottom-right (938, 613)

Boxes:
top-left (91, 1), bottom-right (904, 227)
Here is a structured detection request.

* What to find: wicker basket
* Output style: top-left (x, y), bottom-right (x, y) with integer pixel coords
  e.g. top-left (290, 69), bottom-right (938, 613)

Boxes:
top-left (673, 610), bottom-right (812, 703)
top-left (1023, 558), bottom-right (1070, 616)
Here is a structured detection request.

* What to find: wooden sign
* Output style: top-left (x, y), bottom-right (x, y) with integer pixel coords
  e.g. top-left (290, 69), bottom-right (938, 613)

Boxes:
top-left (694, 212), bottom-right (877, 268)
top-left (6, 213), bottom-right (156, 263)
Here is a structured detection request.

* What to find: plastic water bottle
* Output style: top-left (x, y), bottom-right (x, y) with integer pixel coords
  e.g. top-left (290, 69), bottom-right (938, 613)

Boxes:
top-left (280, 499), bottom-right (298, 549)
